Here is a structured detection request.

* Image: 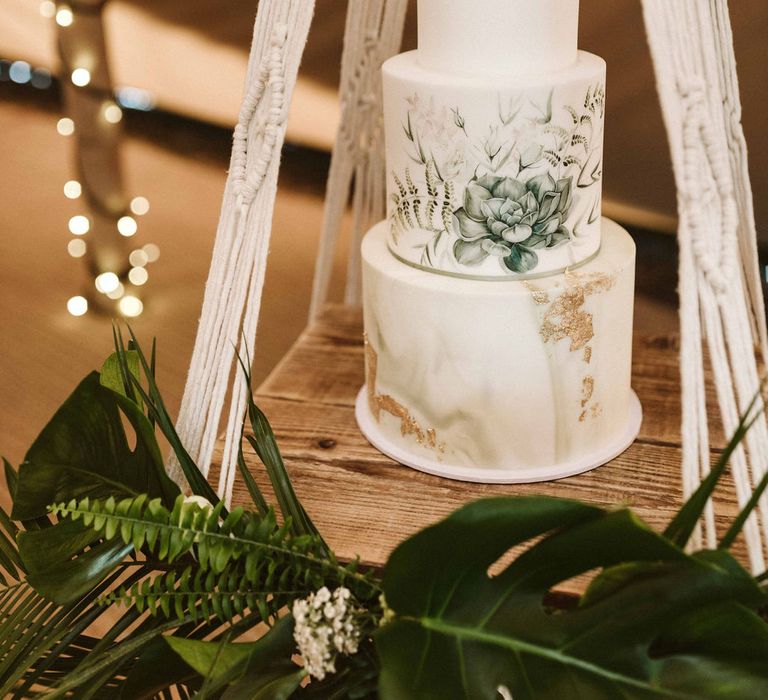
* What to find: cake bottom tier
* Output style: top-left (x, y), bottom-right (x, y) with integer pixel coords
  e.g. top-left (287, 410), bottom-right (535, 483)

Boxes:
top-left (358, 218), bottom-right (640, 482)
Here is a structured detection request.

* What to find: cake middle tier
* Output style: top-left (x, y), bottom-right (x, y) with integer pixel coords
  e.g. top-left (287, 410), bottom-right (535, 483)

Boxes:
top-left (383, 50), bottom-right (606, 279)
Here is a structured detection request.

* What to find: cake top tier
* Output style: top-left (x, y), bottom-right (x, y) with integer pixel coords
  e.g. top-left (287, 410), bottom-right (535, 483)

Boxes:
top-left (417, 0), bottom-right (580, 77)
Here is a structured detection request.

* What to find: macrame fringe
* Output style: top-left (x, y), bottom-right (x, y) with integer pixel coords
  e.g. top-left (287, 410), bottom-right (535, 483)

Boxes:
top-left (642, 0), bottom-right (768, 570)
top-left (169, 0), bottom-right (316, 506)
top-left (309, 0), bottom-right (408, 320)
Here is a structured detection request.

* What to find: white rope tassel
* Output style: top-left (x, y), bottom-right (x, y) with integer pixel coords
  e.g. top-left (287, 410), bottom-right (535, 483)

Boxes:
top-left (642, 0), bottom-right (768, 569)
top-left (309, 0), bottom-right (408, 321)
top-left (170, 0), bottom-right (315, 503)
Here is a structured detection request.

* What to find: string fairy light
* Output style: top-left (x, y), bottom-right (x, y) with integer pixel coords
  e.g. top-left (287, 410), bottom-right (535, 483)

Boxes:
top-left (66, 296), bottom-right (88, 316)
top-left (130, 196), bottom-right (150, 215)
top-left (55, 5), bottom-right (73, 27)
top-left (102, 101), bottom-right (123, 124)
top-left (40, 2), bottom-right (164, 319)
top-left (68, 215), bottom-right (90, 235)
top-left (70, 67), bottom-right (91, 87)
top-left (129, 249), bottom-right (149, 267)
top-left (119, 295), bottom-right (144, 318)
top-left (95, 272), bottom-right (120, 294)
top-left (117, 215), bottom-right (137, 236)
top-left (56, 117), bottom-right (75, 136)
top-left (128, 266), bottom-right (148, 286)
top-left (67, 239), bottom-right (86, 258)
top-left (143, 243), bottom-right (160, 262)
top-left (63, 180), bottom-right (81, 199)
top-left (106, 283), bottom-right (125, 300)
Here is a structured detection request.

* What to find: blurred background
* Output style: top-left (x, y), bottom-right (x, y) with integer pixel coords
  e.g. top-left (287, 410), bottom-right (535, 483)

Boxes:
top-left (0, 0), bottom-right (765, 471)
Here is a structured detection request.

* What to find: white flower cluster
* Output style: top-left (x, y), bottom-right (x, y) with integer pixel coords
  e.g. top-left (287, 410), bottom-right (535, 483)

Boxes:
top-left (292, 586), bottom-right (361, 681)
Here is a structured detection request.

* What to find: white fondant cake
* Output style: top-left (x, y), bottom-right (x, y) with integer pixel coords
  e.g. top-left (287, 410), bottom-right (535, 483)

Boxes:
top-left (356, 0), bottom-right (638, 481)
top-left (359, 219), bottom-right (637, 479)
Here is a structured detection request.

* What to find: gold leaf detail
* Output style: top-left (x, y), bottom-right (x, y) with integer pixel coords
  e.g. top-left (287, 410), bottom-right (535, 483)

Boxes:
top-left (364, 333), bottom-right (445, 453)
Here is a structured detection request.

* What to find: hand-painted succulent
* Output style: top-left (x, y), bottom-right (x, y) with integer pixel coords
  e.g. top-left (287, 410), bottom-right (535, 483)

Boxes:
top-left (452, 173), bottom-right (572, 273)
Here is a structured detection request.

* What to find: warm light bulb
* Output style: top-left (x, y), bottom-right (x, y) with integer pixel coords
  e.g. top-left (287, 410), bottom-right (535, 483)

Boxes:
top-left (57, 117), bottom-right (75, 136)
top-left (68, 215), bottom-right (90, 235)
top-left (117, 216), bottom-right (137, 236)
top-left (106, 283), bottom-right (125, 300)
top-left (102, 102), bottom-right (122, 124)
top-left (39, 1), bottom-right (56, 18)
top-left (71, 68), bottom-right (91, 87)
top-left (67, 296), bottom-right (88, 316)
top-left (129, 249), bottom-right (148, 267)
top-left (143, 243), bottom-right (160, 262)
top-left (119, 295), bottom-right (143, 317)
top-left (128, 266), bottom-right (148, 286)
top-left (67, 239), bottom-right (86, 257)
top-left (130, 196), bottom-right (150, 216)
top-left (55, 5), bottom-right (73, 26)
top-left (95, 272), bottom-right (120, 294)
top-left (63, 180), bottom-right (81, 199)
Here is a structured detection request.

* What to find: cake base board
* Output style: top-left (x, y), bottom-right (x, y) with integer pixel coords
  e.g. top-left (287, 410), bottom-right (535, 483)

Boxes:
top-left (355, 386), bottom-right (643, 484)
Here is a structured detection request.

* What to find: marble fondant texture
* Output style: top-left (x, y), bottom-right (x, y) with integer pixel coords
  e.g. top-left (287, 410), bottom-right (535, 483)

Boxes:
top-left (361, 218), bottom-right (635, 474)
top-left (382, 51), bottom-right (606, 280)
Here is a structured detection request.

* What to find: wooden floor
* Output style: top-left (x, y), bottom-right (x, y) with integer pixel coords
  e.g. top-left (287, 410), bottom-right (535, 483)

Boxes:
top-left (0, 87), bottom-right (677, 516)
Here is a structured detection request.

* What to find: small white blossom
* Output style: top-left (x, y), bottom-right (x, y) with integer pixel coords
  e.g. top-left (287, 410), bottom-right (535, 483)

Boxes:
top-left (292, 586), bottom-right (361, 681)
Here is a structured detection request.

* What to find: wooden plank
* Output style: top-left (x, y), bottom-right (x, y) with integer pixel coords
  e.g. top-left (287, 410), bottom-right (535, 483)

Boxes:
top-left (214, 305), bottom-right (751, 592)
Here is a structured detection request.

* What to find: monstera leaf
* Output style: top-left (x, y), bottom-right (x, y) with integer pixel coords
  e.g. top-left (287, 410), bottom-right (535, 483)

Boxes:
top-left (12, 368), bottom-right (179, 521)
top-left (377, 497), bottom-right (768, 699)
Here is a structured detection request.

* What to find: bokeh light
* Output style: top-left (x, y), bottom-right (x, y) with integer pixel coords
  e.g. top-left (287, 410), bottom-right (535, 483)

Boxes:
top-left (68, 215), bottom-right (90, 235)
top-left (57, 117), bottom-right (75, 136)
top-left (130, 196), bottom-right (150, 216)
top-left (102, 102), bottom-right (123, 124)
top-left (71, 68), bottom-right (91, 87)
top-left (95, 272), bottom-right (120, 294)
top-left (143, 243), bottom-right (160, 262)
top-left (128, 267), bottom-right (148, 286)
top-left (119, 295), bottom-right (144, 317)
top-left (9, 61), bottom-right (31, 85)
top-left (67, 239), bottom-right (86, 258)
top-left (129, 249), bottom-right (149, 267)
top-left (63, 180), bottom-right (82, 199)
top-left (55, 5), bottom-right (73, 27)
top-left (67, 296), bottom-right (88, 316)
top-left (117, 215), bottom-right (137, 236)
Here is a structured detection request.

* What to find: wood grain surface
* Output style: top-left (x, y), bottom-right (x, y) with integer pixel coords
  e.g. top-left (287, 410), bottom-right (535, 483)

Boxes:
top-left (213, 305), bottom-right (749, 592)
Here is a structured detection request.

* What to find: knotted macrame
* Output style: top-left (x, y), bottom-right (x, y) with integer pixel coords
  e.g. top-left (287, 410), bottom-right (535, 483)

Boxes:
top-left (172, 0), bottom-right (407, 506)
top-left (169, 0), bottom-right (315, 498)
top-left (309, 0), bottom-right (408, 318)
top-left (642, 0), bottom-right (768, 570)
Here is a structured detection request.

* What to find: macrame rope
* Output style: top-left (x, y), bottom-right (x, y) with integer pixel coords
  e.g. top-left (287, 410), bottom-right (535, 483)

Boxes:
top-left (170, 0), bottom-right (315, 506)
top-left (642, 0), bottom-right (768, 570)
top-left (309, 0), bottom-right (408, 320)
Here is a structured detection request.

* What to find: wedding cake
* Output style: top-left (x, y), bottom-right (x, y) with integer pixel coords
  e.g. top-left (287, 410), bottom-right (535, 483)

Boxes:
top-left (355, 0), bottom-right (641, 482)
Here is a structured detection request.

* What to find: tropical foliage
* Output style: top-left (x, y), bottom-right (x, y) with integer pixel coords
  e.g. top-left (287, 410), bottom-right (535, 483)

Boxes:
top-left (1, 331), bottom-right (768, 698)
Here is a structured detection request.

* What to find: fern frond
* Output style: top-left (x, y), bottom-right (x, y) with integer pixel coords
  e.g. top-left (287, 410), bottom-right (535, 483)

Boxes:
top-left (51, 496), bottom-right (380, 601)
top-left (102, 565), bottom-right (307, 625)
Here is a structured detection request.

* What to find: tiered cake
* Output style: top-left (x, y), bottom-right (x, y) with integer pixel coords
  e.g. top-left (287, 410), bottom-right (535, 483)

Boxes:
top-left (355, 0), bottom-right (641, 483)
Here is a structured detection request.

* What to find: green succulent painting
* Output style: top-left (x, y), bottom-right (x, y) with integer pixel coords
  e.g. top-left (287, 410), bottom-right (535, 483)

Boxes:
top-left (452, 173), bottom-right (573, 274)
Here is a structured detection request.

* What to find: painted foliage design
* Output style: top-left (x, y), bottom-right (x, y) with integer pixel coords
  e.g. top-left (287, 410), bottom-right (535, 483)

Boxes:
top-left (390, 84), bottom-right (604, 274)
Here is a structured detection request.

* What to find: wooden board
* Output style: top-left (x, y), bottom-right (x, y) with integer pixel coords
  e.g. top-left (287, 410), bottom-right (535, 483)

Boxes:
top-left (211, 305), bottom-right (748, 590)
